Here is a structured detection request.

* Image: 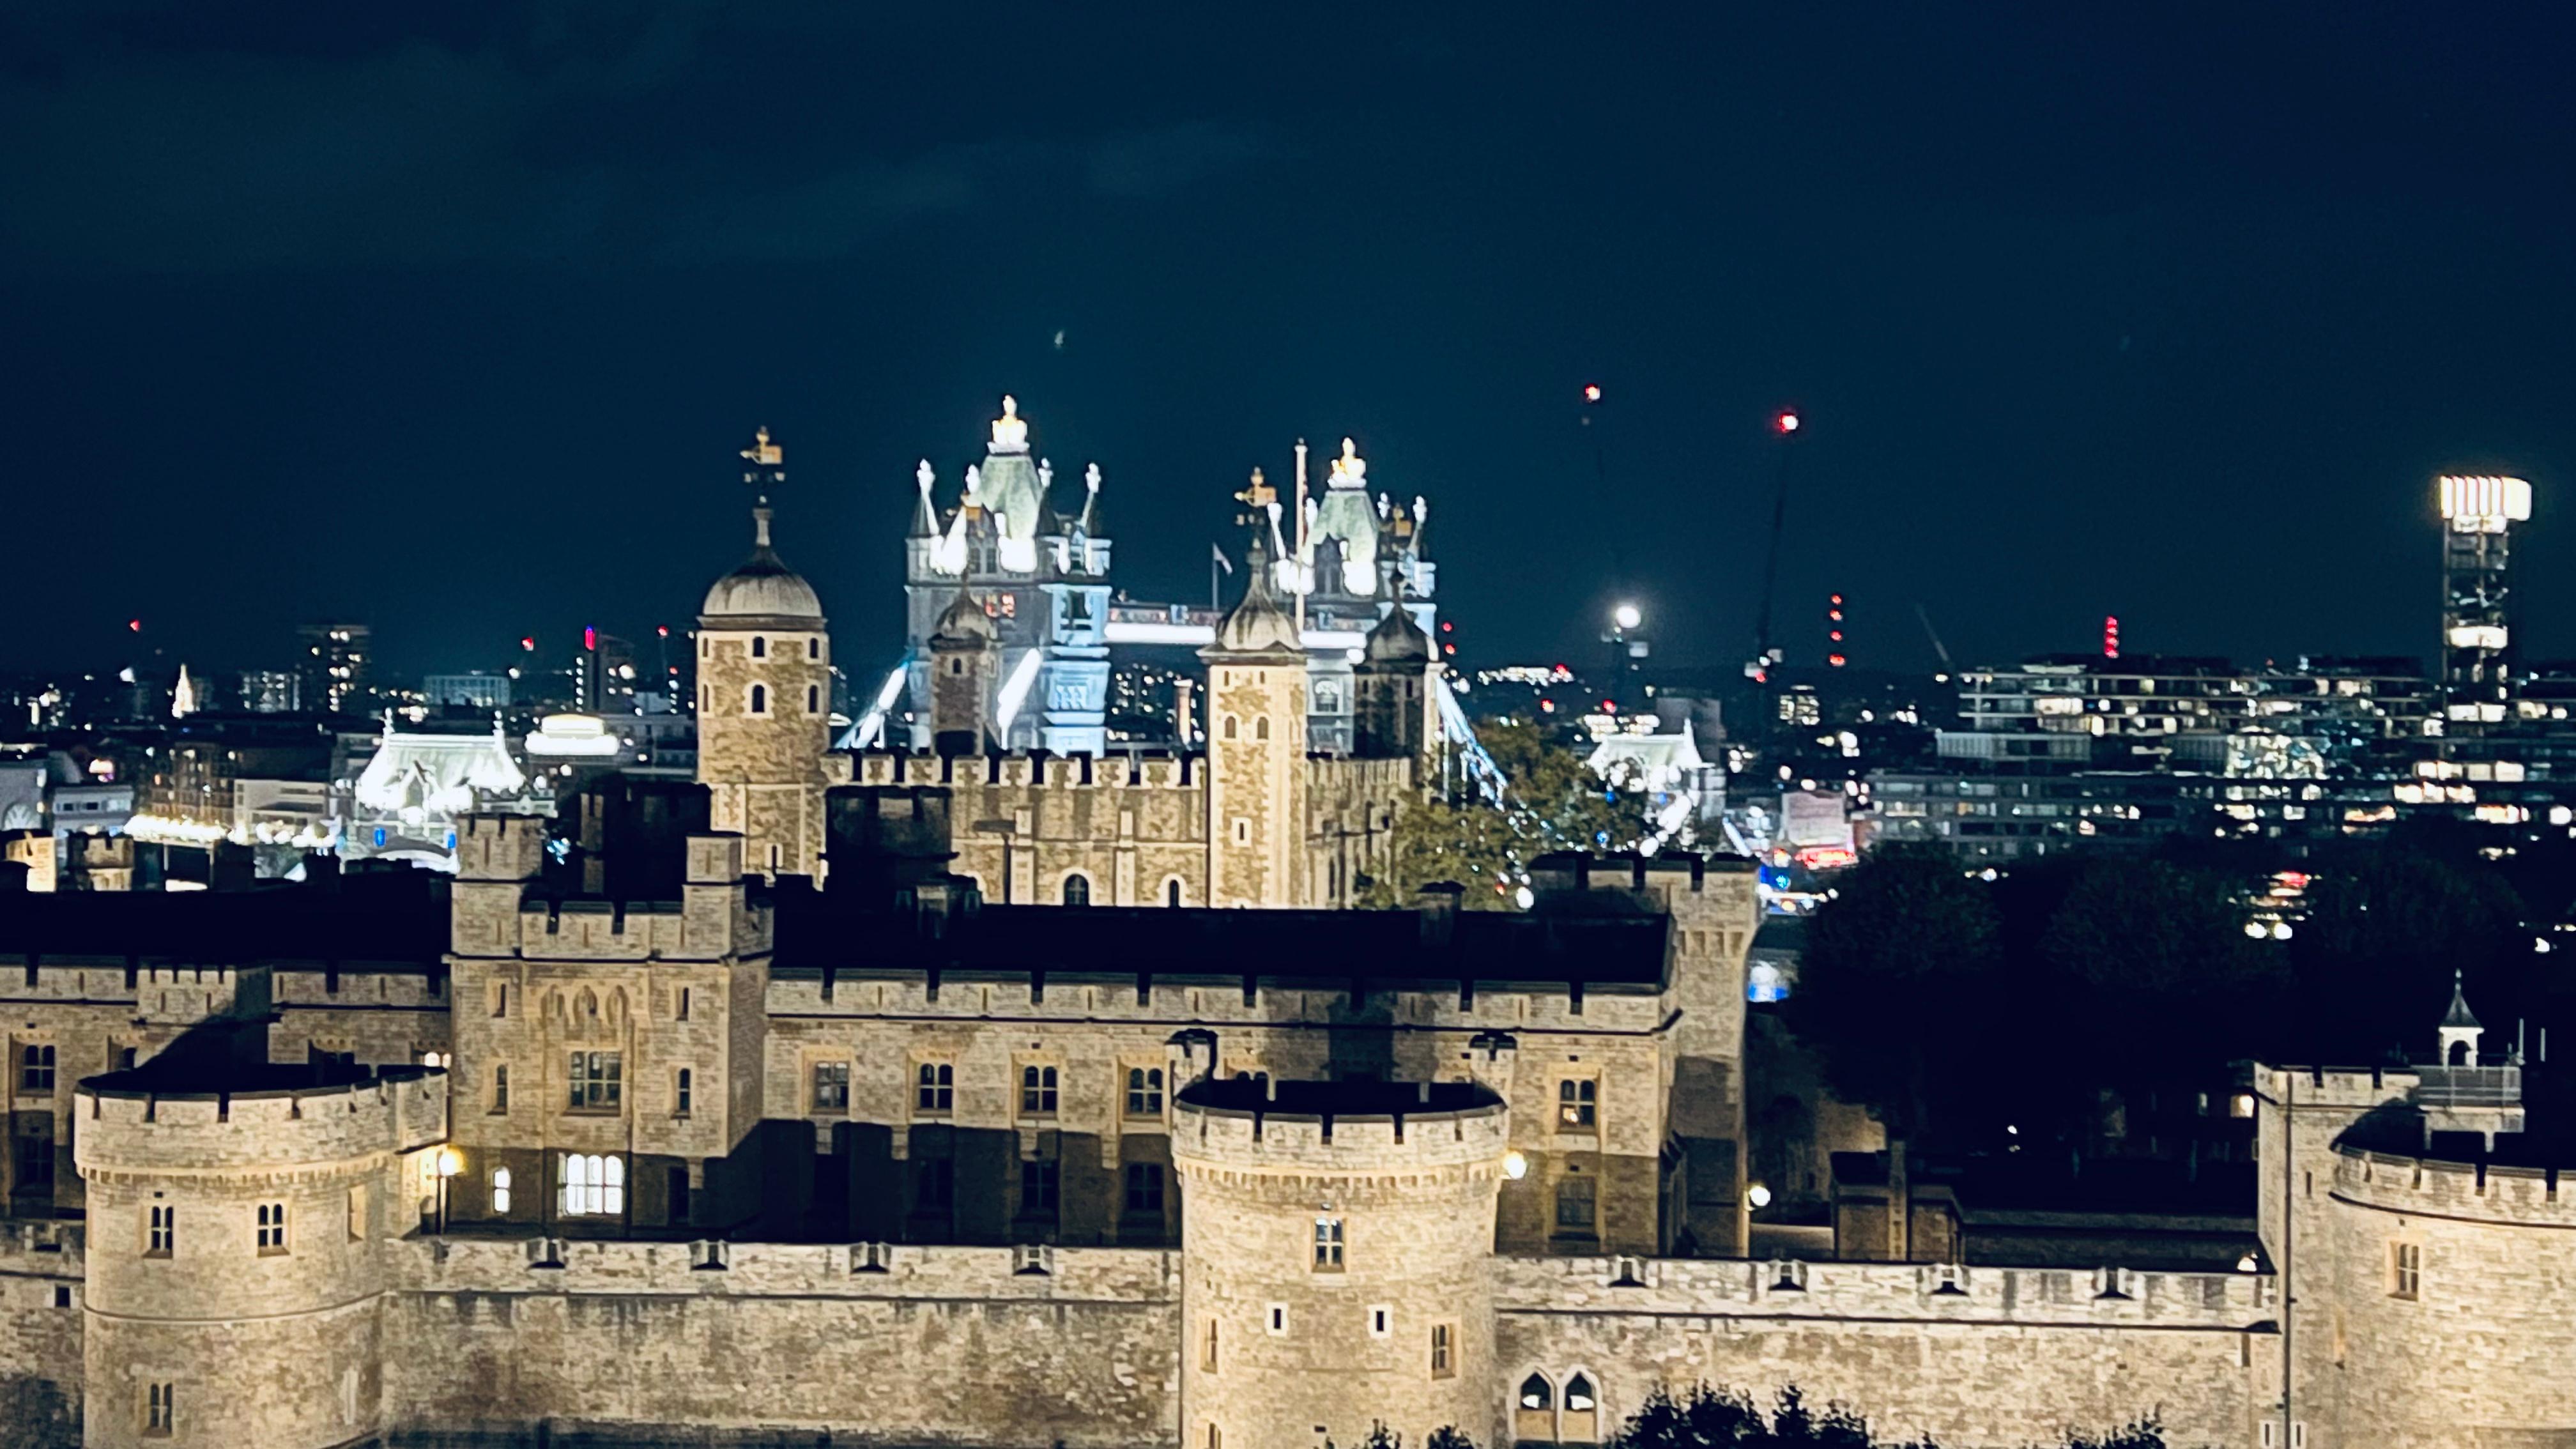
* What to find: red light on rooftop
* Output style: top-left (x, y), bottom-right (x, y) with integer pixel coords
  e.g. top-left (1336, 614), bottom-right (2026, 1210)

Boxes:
top-left (583, 627), bottom-right (598, 652)
top-left (1828, 653), bottom-right (1847, 668)
top-left (657, 625), bottom-right (670, 638)
top-left (1774, 410), bottom-right (1801, 434)
top-left (1582, 383), bottom-right (1603, 403)
top-left (127, 618), bottom-right (141, 632)
top-left (1830, 594), bottom-right (1844, 606)
top-left (520, 637), bottom-right (535, 651)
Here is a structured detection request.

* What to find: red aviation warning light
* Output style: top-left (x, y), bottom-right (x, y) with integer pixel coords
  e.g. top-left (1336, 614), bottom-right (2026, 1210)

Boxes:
top-left (656, 625), bottom-right (670, 639)
top-left (1774, 410), bottom-right (1801, 434)
top-left (1582, 383), bottom-right (1604, 403)
top-left (2103, 615), bottom-right (2121, 661)
top-left (583, 627), bottom-right (598, 652)
top-left (520, 636), bottom-right (536, 652)
top-left (128, 618), bottom-right (142, 632)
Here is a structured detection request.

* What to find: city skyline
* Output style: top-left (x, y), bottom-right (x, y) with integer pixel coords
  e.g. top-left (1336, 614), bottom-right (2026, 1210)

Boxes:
top-left (9, 6), bottom-right (2576, 680)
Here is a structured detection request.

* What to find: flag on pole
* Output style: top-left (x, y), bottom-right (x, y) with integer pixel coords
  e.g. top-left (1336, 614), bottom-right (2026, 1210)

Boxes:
top-left (1211, 544), bottom-right (1234, 575)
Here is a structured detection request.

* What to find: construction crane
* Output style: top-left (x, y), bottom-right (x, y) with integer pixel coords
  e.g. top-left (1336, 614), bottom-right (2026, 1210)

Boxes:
top-left (1913, 603), bottom-right (1954, 670)
top-left (1745, 408), bottom-right (1801, 682)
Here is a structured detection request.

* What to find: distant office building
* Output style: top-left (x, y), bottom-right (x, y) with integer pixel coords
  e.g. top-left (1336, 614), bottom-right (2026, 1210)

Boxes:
top-left (576, 631), bottom-right (638, 714)
top-left (236, 669), bottom-right (301, 713)
top-left (424, 671), bottom-right (512, 711)
top-left (2438, 474), bottom-right (2533, 733)
top-left (297, 621), bottom-right (371, 714)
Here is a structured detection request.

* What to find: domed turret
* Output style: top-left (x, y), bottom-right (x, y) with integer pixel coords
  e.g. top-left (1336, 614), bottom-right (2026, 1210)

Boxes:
top-left (702, 506), bottom-right (824, 625)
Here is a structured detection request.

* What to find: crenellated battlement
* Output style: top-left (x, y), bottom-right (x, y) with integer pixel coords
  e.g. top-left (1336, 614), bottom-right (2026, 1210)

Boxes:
top-left (75, 1069), bottom-right (449, 1179)
top-left (1172, 1078), bottom-right (1510, 1181)
top-left (1491, 1253), bottom-right (2273, 1329)
top-left (2248, 1062), bottom-right (2418, 1111)
top-left (2334, 1142), bottom-right (2576, 1225)
top-left (855, 749), bottom-right (1200, 790)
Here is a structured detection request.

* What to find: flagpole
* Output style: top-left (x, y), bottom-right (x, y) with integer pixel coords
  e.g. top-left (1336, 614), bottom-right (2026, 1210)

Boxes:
top-left (1292, 439), bottom-right (1309, 640)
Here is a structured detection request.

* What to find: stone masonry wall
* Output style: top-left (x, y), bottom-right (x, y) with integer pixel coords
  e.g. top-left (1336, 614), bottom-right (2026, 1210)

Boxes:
top-left (381, 1240), bottom-right (1178, 1446)
top-left (1493, 1255), bottom-right (2273, 1448)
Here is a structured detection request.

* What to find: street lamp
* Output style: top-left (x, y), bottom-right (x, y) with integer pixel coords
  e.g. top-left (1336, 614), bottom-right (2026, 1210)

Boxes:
top-left (1613, 603), bottom-right (1642, 632)
top-left (434, 1147), bottom-right (462, 1234)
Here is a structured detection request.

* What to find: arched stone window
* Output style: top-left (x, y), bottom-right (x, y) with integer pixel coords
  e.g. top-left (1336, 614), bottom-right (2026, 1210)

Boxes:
top-left (1255, 717), bottom-right (1271, 740)
top-left (1515, 1374), bottom-right (1556, 1443)
top-left (808, 638), bottom-right (820, 659)
top-left (1165, 878), bottom-right (1184, 907)
top-left (1222, 715), bottom-right (1238, 740)
top-left (751, 636), bottom-right (768, 659)
top-left (806, 684), bottom-right (820, 714)
top-left (2450, 1039), bottom-right (2471, 1066)
top-left (749, 683), bottom-right (768, 715)
top-left (1562, 1374), bottom-right (1600, 1442)
top-left (1062, 873), bottom-right (1092, 907)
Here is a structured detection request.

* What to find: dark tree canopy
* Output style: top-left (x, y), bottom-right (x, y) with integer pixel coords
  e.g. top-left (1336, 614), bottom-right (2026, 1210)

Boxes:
top-left (1604, 1383), bottom-right (2165, 1449)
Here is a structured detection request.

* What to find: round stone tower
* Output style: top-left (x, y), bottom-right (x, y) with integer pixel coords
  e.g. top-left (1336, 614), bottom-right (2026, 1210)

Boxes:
top-left (1173, 1077), bottom-right (1509, 1449)
top-left (697, 426), bottom-right (833, 879)
top-left (75, 1054), bottom-right (448, 1449)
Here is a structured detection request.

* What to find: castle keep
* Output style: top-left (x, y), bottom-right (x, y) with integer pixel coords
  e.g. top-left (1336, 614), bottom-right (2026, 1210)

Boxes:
top-left (0, 440), bottom-right (2568, 1448)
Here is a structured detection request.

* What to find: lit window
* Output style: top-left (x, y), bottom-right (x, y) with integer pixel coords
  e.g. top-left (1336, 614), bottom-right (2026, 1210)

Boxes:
top-left (1313, 1216), bottom-right (1345, 1271)
top-left (1558, 1078), bottom-right (1597, 1130)
top-left (813, 1062), bottom-right (850, 1112)
top-left (1021, 1064), bottom-right (1059, 1115)
top-left (915, 1062), bottom-right (954, 1113)
top-left (1521, 1374), bottom-right (1554, 1411)
top-left (256, 1202), bottom-right (288, 1255)
top-left (1126, 1067), bottom-right (1165, 1117)
top-left (567, 1051), bottom-right (622, 1111)
top-left (490, 1168), bottom-right (512, 1215)
top-left (560, 1153), bottom-right (624, 1216)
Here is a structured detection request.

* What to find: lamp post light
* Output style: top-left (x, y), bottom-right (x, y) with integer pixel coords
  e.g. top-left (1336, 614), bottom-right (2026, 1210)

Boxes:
top-left (434, 1147), bottom-right (463, 1235)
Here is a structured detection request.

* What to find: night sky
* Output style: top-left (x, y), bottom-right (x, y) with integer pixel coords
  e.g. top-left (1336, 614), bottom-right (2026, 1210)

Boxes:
top-left (9, 4), bottom-right (2576, 684)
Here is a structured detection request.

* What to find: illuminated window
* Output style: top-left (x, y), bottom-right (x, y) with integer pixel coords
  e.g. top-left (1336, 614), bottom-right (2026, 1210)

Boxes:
top-left (915, 1062), bottom-right (954, 1113)
top-left (1558, 1078), bottom-right (1597, 1130)
top-left (1312, 1216), bottom-right (1345, 1271)
top-left (2390, 1241), bottom-right (2421, 1300)
top-left (256, 1202), bottom-right (288, 1255)
top-left (1021, 1064), bottom-right (1059, 1115)
top-left (1126, 1067), bottom-right (1165, 1117)
top-left (559, 1154), bottom-right (624, 1216)
top-left (490, 1167), bottom-right (512, 1215)
top-left (567, 1051), bottom-right (622, 1111)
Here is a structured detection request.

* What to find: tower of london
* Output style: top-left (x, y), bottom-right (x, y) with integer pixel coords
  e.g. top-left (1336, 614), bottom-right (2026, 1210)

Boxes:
top-left (0, 425), bottom-right (2568, 1449)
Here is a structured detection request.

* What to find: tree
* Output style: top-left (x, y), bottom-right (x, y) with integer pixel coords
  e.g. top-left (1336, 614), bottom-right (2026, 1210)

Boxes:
top-left (2290, 832), bottom-right (2528, 1056)
top-left (1606, 1383), bottom-right (2165, 1449)
top-left (2037, 857), bottom-right (2287, 1078)
top-left (1356, 719), bottom-right (1655, 910)
top-left (1779, 843), bottom-right (2003, 1139)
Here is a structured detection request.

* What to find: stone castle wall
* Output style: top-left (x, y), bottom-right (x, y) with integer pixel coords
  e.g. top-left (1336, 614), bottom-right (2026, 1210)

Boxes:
top-left (380, 1240), bottom-right (1178, 1446)
top-left (1493, 1254), bottom-right (2274, 1448)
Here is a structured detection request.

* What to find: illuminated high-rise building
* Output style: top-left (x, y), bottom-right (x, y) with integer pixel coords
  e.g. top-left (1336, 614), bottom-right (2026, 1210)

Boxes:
top-left (297, 620), bottom-right (371, 714)
top-left (2437, 474), bottom-right (2533, 732)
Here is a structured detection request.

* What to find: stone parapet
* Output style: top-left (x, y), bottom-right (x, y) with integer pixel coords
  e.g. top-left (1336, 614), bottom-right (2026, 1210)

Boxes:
top-left (1491, 1253), bottom-right (2274, 1330)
